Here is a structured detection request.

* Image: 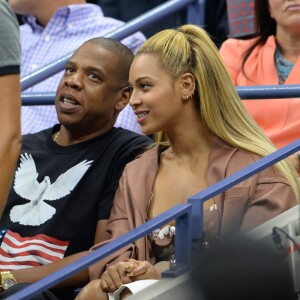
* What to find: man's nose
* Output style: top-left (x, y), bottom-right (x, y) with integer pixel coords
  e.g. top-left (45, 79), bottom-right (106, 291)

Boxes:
top-left (65, 72), bottom-right (83, 89)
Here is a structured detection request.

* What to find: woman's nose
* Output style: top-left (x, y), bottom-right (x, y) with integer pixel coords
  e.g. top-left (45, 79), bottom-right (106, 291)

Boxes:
top-left (129, 91), bottom-right (141, 107)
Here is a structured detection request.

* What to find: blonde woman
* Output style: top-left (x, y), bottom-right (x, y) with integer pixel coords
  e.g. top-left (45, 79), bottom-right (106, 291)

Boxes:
top-left (76, 24), bottom-right (299, 300)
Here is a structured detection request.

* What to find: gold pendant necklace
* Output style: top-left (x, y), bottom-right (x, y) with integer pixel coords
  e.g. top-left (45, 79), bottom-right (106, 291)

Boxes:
top-left (53, 131), bottom-right (60, 143)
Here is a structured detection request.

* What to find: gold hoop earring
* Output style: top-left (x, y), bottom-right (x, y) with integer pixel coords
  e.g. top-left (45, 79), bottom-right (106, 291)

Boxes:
top-left (182, 95), bottom-right (189, 103)
top-left (192, 82), bottom-right (196, 96)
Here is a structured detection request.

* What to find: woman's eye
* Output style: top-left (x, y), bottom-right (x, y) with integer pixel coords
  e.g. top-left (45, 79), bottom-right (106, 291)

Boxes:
top-left (140, 83), bottom-right (150, 90)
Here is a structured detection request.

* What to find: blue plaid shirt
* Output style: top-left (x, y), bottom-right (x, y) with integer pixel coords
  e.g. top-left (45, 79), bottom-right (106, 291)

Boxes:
top-left (21, 4), bottom-right (146, 134)
top-left (226, 0), bottom-right (255, 38)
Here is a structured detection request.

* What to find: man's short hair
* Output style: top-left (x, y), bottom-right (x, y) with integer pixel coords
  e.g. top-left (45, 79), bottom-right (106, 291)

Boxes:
top-left (85, 37), bottom-right (134, 88)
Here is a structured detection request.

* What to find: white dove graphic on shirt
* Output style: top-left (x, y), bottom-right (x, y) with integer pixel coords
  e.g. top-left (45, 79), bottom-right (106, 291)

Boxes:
top-left (10, 153), bottom-right (93, 226)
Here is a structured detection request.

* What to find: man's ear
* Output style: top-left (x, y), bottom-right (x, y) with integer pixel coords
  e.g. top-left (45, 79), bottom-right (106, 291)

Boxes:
top-left (115, 86), bottom-right (132, 112)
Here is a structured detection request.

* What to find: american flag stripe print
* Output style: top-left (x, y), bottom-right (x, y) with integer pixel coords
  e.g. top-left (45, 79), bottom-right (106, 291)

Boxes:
top-left (0, 230), bottom-right (69, 269)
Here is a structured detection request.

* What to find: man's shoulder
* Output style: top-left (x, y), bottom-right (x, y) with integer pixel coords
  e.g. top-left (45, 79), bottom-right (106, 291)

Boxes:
top-left (21, 127), bottom-right (51, 150)
top-left (22, 127), bottom-right (51, 139)
top-left (111, 128), bottom-right (151, 144)
top-left (121, 145), bottom-right (159, 180)
top-left (103, 128), bottom-right (152, 163)
top-left (126, 144), bottom-right (158, 166)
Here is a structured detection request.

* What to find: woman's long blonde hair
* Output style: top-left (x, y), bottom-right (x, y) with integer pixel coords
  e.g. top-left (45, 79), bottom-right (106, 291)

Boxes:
top-left (136, 24), bottom-right (300, 200)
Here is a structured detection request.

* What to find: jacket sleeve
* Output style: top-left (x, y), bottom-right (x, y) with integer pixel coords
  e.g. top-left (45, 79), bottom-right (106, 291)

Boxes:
top-left (220, 149), bottom-right (298, 235)
top-left (89, 169), bottom-right (136, 280)
top-left (239, 167), bottom-right (298, 232)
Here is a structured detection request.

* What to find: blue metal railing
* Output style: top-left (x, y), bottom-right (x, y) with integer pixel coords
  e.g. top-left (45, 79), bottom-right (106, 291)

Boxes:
top-left (7, 205), bottom-right (192, 300)
top-left (21, 84), bottom-right (300, 106)
top-left (21, 0), bottom-right (199, 91)
top-left (7, 138), bottom-right (300, 300)
top-left (236, 84), bottom-right (300, 100)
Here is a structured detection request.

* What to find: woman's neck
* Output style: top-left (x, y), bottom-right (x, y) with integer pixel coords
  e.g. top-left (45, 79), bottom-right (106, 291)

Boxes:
top-left (276, 28), bottom-right (300, 63)
top-left (165, 123), bottom-right (212, 165)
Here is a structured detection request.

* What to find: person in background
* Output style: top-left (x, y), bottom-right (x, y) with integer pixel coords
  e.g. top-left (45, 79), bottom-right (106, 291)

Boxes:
top-left (205, 0), bottom-right (228, 48)
top-left (226, 0), bottom-right (255, 39)
top-left (0, 0), bottom-right (22, 216)
top-left (7, 0), bottom-right (146, 135)
top-left (98, 0), bottom-right (228, 47)
top-left (0, 38), bottom-right (151, 300)
top-left (98, 0), bottom-right (186, 38)
top-left (76, 24), bottom-right (299, 300)
top-left (189, 236), bottom-right (295, 300)
top-left (219, 0), bottom-right (300, 172)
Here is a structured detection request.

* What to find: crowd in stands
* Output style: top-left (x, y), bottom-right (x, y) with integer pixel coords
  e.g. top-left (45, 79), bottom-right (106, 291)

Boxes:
top-left (98, 0), bottom-right (229, 48)
top-left (0, 0), bottom-right (299, 299)
top-left (9, 0), bottom-right (146, 135)
top-left (220, 0), bottom-right (300, 154)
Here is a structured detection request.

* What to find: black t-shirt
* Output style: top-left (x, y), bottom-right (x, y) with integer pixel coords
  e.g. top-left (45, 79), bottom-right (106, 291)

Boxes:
top-left (0, 126), bottom-right (151, 266)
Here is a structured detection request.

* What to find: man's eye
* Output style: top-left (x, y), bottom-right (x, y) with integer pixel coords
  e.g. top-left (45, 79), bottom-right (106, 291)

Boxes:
top-left (65, 67), bottom-right (76, 75)
top-left (89, 73), bottom-right (100, 80)
top-left (128, 85), bottom-right (133, 93)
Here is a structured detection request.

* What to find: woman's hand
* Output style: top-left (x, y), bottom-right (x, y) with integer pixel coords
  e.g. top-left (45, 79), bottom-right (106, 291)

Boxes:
top-left (75, 279), bottom-right (108, 300)
top-left (100, 260), bottom-right (134, 292)
top-left (125, 259), bottom-right (161, 281)
top-left (101, 259), bottom-right (161, 292)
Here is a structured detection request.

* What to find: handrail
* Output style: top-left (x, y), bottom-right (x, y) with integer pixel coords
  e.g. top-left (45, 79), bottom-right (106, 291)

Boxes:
top-left (7, 205), bottom-right (192, 300)
top-left (236, 84), bottom-right (300, 99)
top-left (8, 138), bottom-right (300, 300)
top-left (20, 0), bottom-right (197, 91)
top-left (21, 84), bottom-right (300, 106)
top-left (21, 93), bottom-right (56, 106)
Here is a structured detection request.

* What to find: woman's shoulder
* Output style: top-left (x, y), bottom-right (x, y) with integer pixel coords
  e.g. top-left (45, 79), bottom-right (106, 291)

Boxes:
top-left (212, 138), bottom-right (271, 174)
top-left (219, 37), bottom-right (261, 80)
top-left (229, 147), bottom-right (261, 167)
top-left (226, 146), bottom-right (288, 184)
top-left (220, 35), bottom-right (276, 56)
top-left (212, 138), bottom-right (260, 166)
top-left (220, 36), bottom-right (259, 53)
top-left (124, 144), bottom-right (160, 171)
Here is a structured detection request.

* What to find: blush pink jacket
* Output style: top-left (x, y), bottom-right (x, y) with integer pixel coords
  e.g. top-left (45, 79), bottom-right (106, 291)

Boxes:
top-left (89, 138), bottom-right (296, 280)
top-left (219, 36), bottom-right (300, 149)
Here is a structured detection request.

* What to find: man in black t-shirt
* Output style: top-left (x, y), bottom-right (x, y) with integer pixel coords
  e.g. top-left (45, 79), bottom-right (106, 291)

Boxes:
top-left (0, 38), bottom-right (151, 299)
